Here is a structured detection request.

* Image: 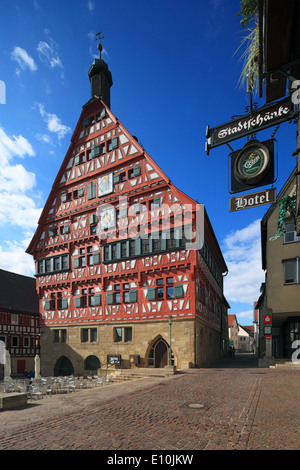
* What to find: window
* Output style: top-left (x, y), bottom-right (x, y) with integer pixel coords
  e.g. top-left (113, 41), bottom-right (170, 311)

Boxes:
top-left (283, 258), bottom-right (300, 284)
top-left (284, 221), bottom-right (300, 243)
top-left (53, 329), bottom-right (67, 343)
top-left (36, 254), bottom-right (70, 275)
top-left (106, 284), bottom-right (137, 304)
top-left (113, 327), bottom-right (132, 343)
top-left (81, 328), bottom-right (97, 343)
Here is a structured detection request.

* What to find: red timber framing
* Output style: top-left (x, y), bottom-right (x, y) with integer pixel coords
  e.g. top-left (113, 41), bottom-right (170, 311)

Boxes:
top-left (27, 96), bottom-right (228, 369)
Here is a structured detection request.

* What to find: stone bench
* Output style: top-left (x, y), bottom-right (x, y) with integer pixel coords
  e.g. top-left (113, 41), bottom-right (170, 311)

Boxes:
top-left (0, 392), bottom-right (28, 411)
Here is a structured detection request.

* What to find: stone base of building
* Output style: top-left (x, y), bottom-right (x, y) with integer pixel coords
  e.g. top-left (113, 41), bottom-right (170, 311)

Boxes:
top-left (258, 356), bottom-right (276, 368)
top-left (40, 318), bottom-right (223, 377)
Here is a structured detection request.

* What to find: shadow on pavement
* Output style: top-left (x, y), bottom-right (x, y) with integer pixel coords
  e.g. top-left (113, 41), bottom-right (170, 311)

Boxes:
top-left (203, 353), bottom-right (259, 369)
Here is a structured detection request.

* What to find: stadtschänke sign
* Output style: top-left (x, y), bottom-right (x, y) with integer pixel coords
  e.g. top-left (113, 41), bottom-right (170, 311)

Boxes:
top-left (206, 98), bottom-right (294, 152)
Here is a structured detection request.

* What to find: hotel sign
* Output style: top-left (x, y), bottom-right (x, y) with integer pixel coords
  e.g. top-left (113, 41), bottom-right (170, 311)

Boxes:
top-left (206, 97), bottom-right (294, 154)
top-left (229, 188), bottom-right (276, 212)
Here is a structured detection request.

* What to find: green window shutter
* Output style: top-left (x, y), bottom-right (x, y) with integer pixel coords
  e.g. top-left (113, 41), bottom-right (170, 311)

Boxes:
top-left (147, 288), bottom-right (156, 301)
top-left (74, 154), bottom-right (80, 166)
top-left (106, 293), bottom-right (114, 305)
top-left (83, 117), bottom-right (89, 128)
top-left (75, 297), bottom-right (81, 308)
top-left (78, 187), bottom-right (85, 197)
top-left (45, 300), bottom-right (51, 311)
top-left (62, 225), bottom-right (70, 234)
top-left (61, 299), bottom-right (68, 309)
top-left (134, 166), bottom-right (141, 176)
top-left (48, 229), bottom-right (55, 238)
top-left (94, 294), bottom-right (101, 306)
top-left (111, 137), bottom-right (118, 149)
top-left (129, 290), bottom-right (137, 303)
top-left (93, 253), bottom-right (100, 265)
top-left (73, 257), bottom-right (80, 269)
top-left (113, 174), bottom-right (120, 184)
top-left (87, 182), bottom-right (96, 200)
top-left (92, 145), bottom-right (100, 158)
top-left (174, 285), bottom-right (184, 298)
top-left (154, 197), bottom-right (162, 207)
top-left (89, 214), bottom-right (98, 224)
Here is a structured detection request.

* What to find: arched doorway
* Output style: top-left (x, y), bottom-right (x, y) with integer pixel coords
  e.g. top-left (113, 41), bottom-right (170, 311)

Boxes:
top-left (54, 356), bottom-right (74, 376)
top-left (84, 355), bottom-right (101, 372)
top-left (148, 337), bottom-right (170, 368)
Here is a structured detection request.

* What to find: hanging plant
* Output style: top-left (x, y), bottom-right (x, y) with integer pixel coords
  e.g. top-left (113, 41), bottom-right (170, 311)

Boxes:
top-left (270, 192), bottom-right (297, 241)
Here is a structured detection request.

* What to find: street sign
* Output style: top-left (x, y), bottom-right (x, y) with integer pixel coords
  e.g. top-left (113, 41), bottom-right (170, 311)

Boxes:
top-left (229, 188), bottom-right (276, 212)
top-left (205, 97), bottom-right (294, 154)
top-left (263, 314), bottom-right (272, 324)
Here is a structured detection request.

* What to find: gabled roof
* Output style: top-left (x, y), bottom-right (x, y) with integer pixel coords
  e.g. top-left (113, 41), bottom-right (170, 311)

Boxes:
top-left (0, 269), bottom-right (39, 314)
top-left (228, 314), bottom-right (238, 326)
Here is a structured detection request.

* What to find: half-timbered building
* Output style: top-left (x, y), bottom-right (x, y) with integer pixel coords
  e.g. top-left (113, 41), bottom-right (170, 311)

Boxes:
top-left (27, 42), bottom-right (229, 376)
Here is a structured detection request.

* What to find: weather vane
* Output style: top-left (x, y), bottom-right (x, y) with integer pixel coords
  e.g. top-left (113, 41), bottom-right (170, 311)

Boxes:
top-left (96, 30), bottom-right (104, 59)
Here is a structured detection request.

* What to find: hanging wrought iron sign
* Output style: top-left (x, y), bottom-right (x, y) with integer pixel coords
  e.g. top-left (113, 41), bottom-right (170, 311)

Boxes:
top-left (205, 97), bottom-right (294, 155)
top-left (229, 139), bottom-right (276, 194)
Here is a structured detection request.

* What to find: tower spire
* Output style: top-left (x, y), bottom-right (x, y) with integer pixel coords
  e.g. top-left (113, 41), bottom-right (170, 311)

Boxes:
top-left (88, 29), bottom-right (113, 108)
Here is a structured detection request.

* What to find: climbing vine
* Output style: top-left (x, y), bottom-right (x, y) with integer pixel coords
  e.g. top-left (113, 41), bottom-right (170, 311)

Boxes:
top-left (270, 191), bottom-right (297, 241)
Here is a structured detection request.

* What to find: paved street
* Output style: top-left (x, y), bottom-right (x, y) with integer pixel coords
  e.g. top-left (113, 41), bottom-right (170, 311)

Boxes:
top-left (0, 354), bottom-right (299, 453)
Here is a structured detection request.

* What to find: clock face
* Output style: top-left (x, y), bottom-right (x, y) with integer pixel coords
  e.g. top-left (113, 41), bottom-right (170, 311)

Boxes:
top-left (99, 207), bottom-right (115, 230)
top-left (98, 173), bottom-right (113, 197)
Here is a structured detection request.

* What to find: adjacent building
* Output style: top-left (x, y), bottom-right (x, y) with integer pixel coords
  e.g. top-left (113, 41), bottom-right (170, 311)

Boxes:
top-left (0, 269), bottom-right (40, 377)
top-left (259, 167), bottom-right (300, 363)
top-left (228, 314), bottom-right (239, 351)
top-left (26, 42), bottom-right (229, 376)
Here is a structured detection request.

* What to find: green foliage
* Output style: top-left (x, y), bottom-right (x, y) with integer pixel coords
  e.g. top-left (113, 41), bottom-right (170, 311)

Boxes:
top-left (276, 193), bottom-right (297, 236)
top-left (237, 0), bottom-right (259, 28)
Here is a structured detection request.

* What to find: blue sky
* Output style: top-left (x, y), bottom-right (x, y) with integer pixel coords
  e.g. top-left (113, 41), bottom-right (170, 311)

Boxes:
top-left (0, 0), bottom-right (297, 325)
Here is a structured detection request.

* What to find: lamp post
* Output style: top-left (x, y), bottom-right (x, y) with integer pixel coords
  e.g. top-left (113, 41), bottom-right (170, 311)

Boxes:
top-left (168, 315), bottom-right (172, 366)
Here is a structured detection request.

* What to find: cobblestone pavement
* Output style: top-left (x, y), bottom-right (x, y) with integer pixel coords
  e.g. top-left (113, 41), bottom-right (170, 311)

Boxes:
top-left (0, 354), bottom-right (299, 452)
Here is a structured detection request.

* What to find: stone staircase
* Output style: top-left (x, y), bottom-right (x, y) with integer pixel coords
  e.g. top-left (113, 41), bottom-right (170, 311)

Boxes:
top-left (106, 368), bottom-right (168, 383)
top-left (270, 359), bottom-right (300, 370)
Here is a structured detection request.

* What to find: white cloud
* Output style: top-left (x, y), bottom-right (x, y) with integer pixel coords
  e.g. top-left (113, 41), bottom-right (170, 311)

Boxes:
top-left (0, 127), bottom-right (42, 276)
top-left (222, 219), bottom-right (264, 304)
top-left (37, 40), bottom-right (63, 70)
top-left (0, 127), bottom-right (35, 165)
top-left (37, 103), bottom-right (71, 140)
top-left (87, 1), bottom-right (95, 12)
top-left (11, 46), bottom-right (37, 71)
top-left (0, 238), bottom-right (35, 277)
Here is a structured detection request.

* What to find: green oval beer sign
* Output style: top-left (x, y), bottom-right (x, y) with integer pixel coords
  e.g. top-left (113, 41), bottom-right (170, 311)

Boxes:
top-left (234, 141), bottom-right (270, 185)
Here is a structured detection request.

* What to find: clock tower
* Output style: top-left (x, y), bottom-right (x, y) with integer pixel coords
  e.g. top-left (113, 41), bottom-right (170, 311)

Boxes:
top-left (27, 35), bottom-right (229, 376)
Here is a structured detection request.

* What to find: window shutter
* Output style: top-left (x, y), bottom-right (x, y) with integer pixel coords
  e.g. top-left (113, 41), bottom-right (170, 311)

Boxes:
top-left (62, 225), bottom-right (70, 234)
top-left (89, 214), bottom-right (98, 224)
top-left (87, 182), bottom-right (96, 200)
top-left (93, 253), bottom-right (100, 265)
top-left (61, 299), bottom-right (68, 309)
top-left (78, 187), bottom-right (85, 197)
top-left (106, 293), bottom-right (114, 305)
top-left (113, 174), bottom-right (120, 184)
top-left (73, 257), bottom-right (80, 269)
top-left (154, 197), bottom-right (162, 207)
top-left (44, 300), bottom-right (51, 311)
top-left (75, 297), bottom-right (81, 308)
top-left (134, 166), bottom-right (141, 176)
top-left (61, 193), bottom-right (67, 203)
top-left (48, 229), bottom-right (55, 238)
top-left (83, 117), bottom-right (89, 128)
top-left (174, 285), bottom-right (184, 298)
top-left (111, 137), bottom-right (118, 149)
top-left (74, 154), bottom-right (80, 166)
top-left (147, 288), bottom-right (156, 301)
top-left (129, 290), bottom-right (137, 303)
top-left (94, 294), bottom-right (101, 306)
top-left (92, 145), bottom-right (100, 158)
